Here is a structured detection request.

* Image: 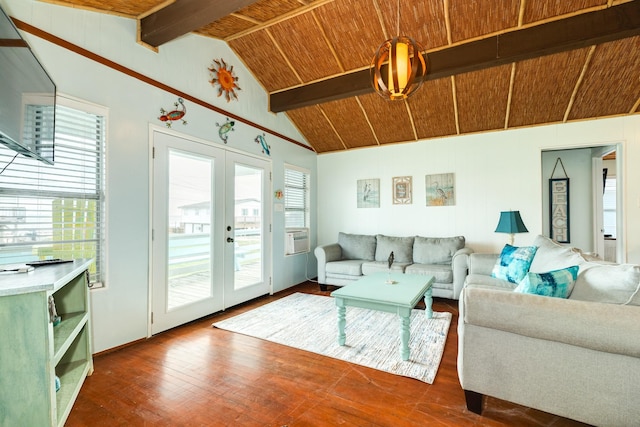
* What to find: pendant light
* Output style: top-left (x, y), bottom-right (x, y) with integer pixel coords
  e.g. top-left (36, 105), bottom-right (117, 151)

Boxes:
top-left (371, 0), bottom-right (427, 100)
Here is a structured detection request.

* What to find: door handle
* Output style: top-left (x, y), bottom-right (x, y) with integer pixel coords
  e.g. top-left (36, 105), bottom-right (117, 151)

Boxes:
top-left (227, 237), bottom-right (234, 243)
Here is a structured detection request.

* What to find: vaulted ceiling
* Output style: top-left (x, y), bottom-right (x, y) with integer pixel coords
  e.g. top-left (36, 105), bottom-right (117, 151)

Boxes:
top-left (38, 0), bottom-right (640, 153)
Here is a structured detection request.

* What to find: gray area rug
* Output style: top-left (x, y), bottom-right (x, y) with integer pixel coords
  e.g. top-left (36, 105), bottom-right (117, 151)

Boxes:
top-left (212, 292), bottom-right (452, 384)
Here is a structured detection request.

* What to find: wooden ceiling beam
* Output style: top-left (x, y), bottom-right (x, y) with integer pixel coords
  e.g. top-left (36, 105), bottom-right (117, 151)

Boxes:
top-left (270, 1), bottom-right (640, 113)
top-left (0, 39), bottom-right (28, 47)
top-left (140, 0), bottom-right (261, 47)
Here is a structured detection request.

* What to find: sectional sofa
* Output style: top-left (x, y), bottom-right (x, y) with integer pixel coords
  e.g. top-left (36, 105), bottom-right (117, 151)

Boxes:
top-left (458, 235), bottom-right (640, 426)
top-left (315, 232), bottom-right (472, 299)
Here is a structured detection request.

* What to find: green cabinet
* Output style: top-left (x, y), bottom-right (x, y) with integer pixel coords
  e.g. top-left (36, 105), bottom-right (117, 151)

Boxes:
top-left (0, 259), bottom-right (94, 426)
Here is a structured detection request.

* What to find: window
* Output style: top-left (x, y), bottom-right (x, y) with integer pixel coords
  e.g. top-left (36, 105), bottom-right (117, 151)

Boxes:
top-left (0, 96), bottom-right (106, 287)
top-left (284, 164), bottom-right (310, 229)
top-left (603, 176), bottom-right (616, 238)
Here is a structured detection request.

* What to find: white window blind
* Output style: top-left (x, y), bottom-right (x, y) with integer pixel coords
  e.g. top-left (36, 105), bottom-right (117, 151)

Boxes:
top-left (284, 165), bottom-right (309, 229)
top-left (0, 99), bottom-right (105, 286)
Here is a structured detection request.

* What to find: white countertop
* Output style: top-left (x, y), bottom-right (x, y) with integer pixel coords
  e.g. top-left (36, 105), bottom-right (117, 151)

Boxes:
top-left (0, 259), bottom-right (93, 296)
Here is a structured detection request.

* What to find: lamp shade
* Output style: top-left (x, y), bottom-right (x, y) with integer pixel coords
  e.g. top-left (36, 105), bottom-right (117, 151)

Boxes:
top-left (495, 211), bottom-right (528, 234)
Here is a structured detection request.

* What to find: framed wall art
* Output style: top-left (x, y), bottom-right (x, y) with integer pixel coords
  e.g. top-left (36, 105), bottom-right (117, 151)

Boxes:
top-left (549, 158), bottom-right (570, 243)
top-left (392, 176), bottom-right (412, 204)
top-left (425, 173), bottom-right (455, 206)
top-left (357, 178), bottom-right (380, 208)
top-left (549, 178), bottom-right (570, 243)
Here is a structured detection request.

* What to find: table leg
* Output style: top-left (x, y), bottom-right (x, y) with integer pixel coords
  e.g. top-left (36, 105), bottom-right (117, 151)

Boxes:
top-left (400, 315), bottom-right (410, 361)
top-left (337, 305), bottom-right (346, 346)
top-left (424, 287), bottom-right (433, 319)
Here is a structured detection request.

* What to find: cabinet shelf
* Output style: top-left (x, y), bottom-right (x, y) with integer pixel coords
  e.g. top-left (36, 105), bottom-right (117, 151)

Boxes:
top-left (53, 311), bottom-right (88, 365)
top-left (55, 320), bottom-right (92, 426)
top-left (56, 358), bottom-right (91, 427)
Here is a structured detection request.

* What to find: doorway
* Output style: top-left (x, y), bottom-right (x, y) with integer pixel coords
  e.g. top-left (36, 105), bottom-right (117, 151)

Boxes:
top-left (600, 149), bottom-right (619, 262)
top-left (151, 130), bottom-right (271, 334)
top-left (541, 144), bottom-right (622, 260)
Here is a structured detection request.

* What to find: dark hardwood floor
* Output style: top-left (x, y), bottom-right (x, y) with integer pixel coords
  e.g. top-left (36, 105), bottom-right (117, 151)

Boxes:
top-left (67, 282), bottom-right (589, 426)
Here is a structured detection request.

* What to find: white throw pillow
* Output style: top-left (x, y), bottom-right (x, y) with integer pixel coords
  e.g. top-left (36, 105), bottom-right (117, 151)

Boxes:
top-left (626, 287), bottom-right (640, 306)
top-left (529, 235), bottom-right (586, 273)
top-left (569, 262), bottom-right (640, 304)
top-left (625, 290), bottom-right (640, 305)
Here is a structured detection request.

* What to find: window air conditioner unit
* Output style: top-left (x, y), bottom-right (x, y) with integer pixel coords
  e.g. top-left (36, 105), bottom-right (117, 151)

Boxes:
top-left (285, 228), bottom-right (310, 255)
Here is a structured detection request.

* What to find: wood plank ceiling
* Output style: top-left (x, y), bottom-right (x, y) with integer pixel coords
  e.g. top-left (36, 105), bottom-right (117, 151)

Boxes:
top-left (39, 0), bottom-right (640, 153)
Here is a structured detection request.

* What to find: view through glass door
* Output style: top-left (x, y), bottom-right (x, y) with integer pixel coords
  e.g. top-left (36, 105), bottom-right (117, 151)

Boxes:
top-left (224, 152), bottom-right (271, 308)
top-left (151, 131), bottom-right (271, 334)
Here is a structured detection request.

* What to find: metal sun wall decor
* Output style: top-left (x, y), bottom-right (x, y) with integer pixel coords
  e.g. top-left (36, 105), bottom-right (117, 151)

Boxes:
top-left (255, 133), bottom-right (270, 156)
top-left (357, 178), bottom-right (380, 208)
top-left (216, 118), bottom-right (235, 144)
top-left (425, 173), bottom-right (455, 206)
top-left (392, 176), bottom-right (412, 204)
top-left (158, 98), bottom-right (187, 127)
top-left (209, 58), bottom-right (241, 102)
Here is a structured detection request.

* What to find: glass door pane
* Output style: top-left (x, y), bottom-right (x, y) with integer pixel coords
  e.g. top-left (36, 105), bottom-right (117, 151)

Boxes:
top-left (152, 131), bottom-right (224, 335)
top-left (223, 152), bottom-right (270, 308)
top-left (234, 163), bottom-right (263, 289)
top-left (167, 149), bottom-right (213, 309)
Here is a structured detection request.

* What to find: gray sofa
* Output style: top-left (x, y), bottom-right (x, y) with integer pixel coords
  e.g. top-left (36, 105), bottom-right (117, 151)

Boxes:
top-left (458, 235), bottom-right (640, 426)
top-left (315, 232), bottom-right (472, 299)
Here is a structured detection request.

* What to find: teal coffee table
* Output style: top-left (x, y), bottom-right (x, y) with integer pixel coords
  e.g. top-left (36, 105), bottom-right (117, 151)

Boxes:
top-left (330, 272), bottom-right (435, 361)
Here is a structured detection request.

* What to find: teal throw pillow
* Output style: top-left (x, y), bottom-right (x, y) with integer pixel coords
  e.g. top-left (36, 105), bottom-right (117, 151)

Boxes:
top-left (514, 265), bottom-right (580, 298)
top-left (491, 244), bottom-right (538, 284)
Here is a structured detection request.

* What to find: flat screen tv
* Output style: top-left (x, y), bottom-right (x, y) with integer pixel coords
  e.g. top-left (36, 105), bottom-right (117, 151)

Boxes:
top-left (0, 5), bottom-right (55, 165)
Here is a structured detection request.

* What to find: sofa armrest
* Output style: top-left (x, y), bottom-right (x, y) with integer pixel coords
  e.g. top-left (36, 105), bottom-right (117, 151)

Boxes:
top-left (461, 286), bottom-right (640, 358)
top-left (451, 247), bottom-right (474, 299)
top-left (314, 243), bottom-right (342, 284)
top-left (468, 253), bottom-right (498, 276)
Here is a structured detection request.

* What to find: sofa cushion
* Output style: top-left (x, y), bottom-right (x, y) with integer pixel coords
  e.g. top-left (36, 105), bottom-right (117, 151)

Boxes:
top-left (491, 244), bottom-right (537, 284)
top-left (325, 260), bottom-right (366, 276)
top-left (529, 234), bottom-right (585, 273)
top-left (514, 265), bottom-right (579, 298)
top-left (374, 235), bottom-right (414, 263)
top-left (569, 262), bottom-right (640, 304)
top-left (413, 236), bottom-right (465, 264)
top-left (405, 263), bottom-right (453, 283)
top-left (362, 261), bottom-right (409, 275)
top-left (338, 232), bottom-right (376, 260)
top-left (465, 274), bottom-right (517, 290)
top-left (324, 273), bottom-right (362, 287)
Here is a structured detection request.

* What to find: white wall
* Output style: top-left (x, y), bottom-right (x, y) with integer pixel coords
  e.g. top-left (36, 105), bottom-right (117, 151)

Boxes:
top-left (2, 0), bottom-right (317, 352)
top-left (317, 115), bottom-right (640, 263)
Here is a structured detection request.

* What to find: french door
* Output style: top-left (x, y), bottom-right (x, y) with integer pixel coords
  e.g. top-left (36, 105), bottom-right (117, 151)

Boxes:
top-left (151, 131), bottom-right (271, 334)
top-left (222, 151), bottom-right (272, 307)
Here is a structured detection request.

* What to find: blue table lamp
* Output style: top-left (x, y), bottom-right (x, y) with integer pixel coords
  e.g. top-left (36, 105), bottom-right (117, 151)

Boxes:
top-left (495, 211), bottom-right (528, 245)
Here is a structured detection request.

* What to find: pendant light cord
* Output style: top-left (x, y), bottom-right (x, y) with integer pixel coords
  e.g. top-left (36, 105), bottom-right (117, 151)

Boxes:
top-left (396, 0), bottom-right (400, 36)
